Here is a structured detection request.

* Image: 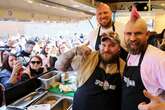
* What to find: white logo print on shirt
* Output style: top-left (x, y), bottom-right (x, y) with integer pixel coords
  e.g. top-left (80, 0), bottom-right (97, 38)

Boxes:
top-left (95, 79), bottom-right (116, 90)
top-left (124, 76), bottom-right (135, 87)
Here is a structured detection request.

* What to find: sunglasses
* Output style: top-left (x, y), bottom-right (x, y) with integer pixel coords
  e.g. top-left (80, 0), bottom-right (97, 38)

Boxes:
top-left (30, 61), bottom-right (41, 64)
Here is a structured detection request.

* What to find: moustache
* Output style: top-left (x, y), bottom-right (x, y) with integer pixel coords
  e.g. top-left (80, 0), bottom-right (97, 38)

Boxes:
top-left (102, 51), bottom-right (112, 55)
top-left (128, 40), bottom-right (140, 46)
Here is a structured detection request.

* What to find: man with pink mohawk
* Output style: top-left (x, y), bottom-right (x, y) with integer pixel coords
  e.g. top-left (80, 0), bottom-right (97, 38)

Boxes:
top-left (122, 5), bottom-right (165, 110)
top-left (130, 5), bottom-right (140, 21)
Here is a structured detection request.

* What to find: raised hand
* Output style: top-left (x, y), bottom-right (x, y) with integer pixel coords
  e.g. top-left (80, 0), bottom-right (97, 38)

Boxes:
top-left (138, 90), bottom-right (165, 110)
top-left (8, 61), bottom-right (23, 84)
top-left (76, 41), bottom-right (91, 58)
top-left (12, 61), bottom-right (22, 76)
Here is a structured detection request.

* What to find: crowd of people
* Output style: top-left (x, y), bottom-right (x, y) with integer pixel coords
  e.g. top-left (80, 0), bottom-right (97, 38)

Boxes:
top-left (0, 31), bottom-right (87, 90)
top-left (56, 3), bottom-right (165, 110)
top-left (0, 2), bottom-right (165, 110)
top-left (0, 39), bottom-right (58, 89)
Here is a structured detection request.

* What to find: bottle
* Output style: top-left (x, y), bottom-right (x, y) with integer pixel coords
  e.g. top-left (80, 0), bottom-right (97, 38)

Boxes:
top-left (0, 84), bottom-right (6, 110)
top-left (17, 67), bottom-right (24, 81)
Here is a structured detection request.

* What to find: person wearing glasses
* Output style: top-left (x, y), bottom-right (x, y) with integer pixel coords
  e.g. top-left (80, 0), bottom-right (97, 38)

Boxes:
top-left (21, 55), bottom-right (47, 81)
top-left (121, 6), bottom-right (165, 110)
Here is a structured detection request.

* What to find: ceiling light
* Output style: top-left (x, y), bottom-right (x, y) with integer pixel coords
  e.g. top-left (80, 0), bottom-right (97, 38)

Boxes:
top-left (27, 0), bottom-right (33, 4)
top-left (161, 3), bottom-right (165, 7)
top-left (89, 9), bottom-right (96, 13)
top-left (45, 5), bottom-right (49, 7)
top-left (52, 6), bottom-right (57, 9)
top-left (73, 5), bottom-right (80, 8)
top-left (144, 6), bottom-right (148, 10)
top-left (62, 8), bottom-right (67, 11)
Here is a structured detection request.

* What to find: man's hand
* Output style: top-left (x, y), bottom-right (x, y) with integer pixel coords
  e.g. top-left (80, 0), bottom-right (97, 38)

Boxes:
top-left (138, 90), bottom-right (165, 110)
top-left (76, 42), bottom-right (91, 58)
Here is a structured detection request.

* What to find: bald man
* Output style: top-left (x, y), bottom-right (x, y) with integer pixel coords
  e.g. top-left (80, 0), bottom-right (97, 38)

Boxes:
top-left (88, 3), bottom-right (127, 60)
top-left (122, 6), bottom-right (165, 110)
top-left (89, 3), bottom-right (114, 50)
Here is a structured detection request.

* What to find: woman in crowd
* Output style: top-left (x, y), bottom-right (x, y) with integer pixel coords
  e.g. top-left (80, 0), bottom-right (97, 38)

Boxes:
top-left (40, 44), bottom-right (58, 70)
top-left (0, 49), bottom-right (11, 68)
top-left (21, 55), bottom-right (47, 81)
top-left (0, 54), bottom-right (23, 88)
top-left (40, 44), bottom-right (50, 68)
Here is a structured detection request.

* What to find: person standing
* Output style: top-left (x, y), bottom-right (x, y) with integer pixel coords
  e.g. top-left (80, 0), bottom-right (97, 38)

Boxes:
top-left (122, 6), bottom-right (165, 110)
top-left (17, 40), bottom-right (35, 66)
top-left (55, 32), bottom-right (125, 110)
top-left (88, 2), bottom-right (127, 60)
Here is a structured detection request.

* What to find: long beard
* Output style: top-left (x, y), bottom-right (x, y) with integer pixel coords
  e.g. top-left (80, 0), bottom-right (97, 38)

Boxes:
top-left (99, 53), bottom-right (119, 64)
top-left (126, 40), bottom-right (147, 55)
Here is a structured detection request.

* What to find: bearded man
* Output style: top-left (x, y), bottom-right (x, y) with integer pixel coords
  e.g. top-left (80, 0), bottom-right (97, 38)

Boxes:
top-left (55, 32), bottom-right (125, 110)
top-left (122, 6), bottom-right (165, 110)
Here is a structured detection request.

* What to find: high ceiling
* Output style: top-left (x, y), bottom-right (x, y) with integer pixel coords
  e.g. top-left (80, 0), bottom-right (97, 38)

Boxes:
top-left (0, 0), bottom-right (165, 22)
top-left (0, 0), bottom-right (96, 22)
top-left (96, 0), bottom-right (165, 3)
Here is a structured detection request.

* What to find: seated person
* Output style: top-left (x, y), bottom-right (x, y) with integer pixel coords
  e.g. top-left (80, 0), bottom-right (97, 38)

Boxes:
top-left (0, 54), bottom-right (23, 88)
top-left (21, 55), bottom-right (47, 81)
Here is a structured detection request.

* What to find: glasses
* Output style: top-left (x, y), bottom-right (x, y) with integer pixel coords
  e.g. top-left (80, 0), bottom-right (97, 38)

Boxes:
top-left (124, 32), bottom-right (145, 37)
top-left (30, 61), bottom-right (41, 64)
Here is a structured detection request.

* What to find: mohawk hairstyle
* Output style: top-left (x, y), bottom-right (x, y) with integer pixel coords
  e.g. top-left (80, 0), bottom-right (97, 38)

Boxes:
top-left (130, 5), bottom-right (140, 21)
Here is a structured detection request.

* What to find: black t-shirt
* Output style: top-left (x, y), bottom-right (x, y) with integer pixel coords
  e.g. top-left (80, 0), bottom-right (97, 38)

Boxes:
top-left (21, 67), bottom-right (44, 81)
top-left (17, 50), bottom-right (30, 57)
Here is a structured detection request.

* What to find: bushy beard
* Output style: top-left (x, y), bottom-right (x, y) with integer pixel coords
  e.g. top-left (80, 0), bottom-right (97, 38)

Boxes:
top-left (99, 52), bottom-right (119, 64)
top-left (126, 40), bottom-right (147, 55)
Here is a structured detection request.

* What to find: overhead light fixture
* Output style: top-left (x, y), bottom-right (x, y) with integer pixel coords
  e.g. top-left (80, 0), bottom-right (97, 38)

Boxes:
top-left (45, 5), bottom-right (49, 7)
top-left (62, 8), bottom-right (67, 11)
top-left (73, 5), bottom-right (80, 8)
top-left (26, 0), bottom-right (33, 4)
top-left (161, 3), bottom-right (165, 7)
top-left (144, 6), bottom-right (148, 10)
top-left (51, 6), bottom-right (57, 9)
top-left (89, 9), bottom-right (96, 13)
